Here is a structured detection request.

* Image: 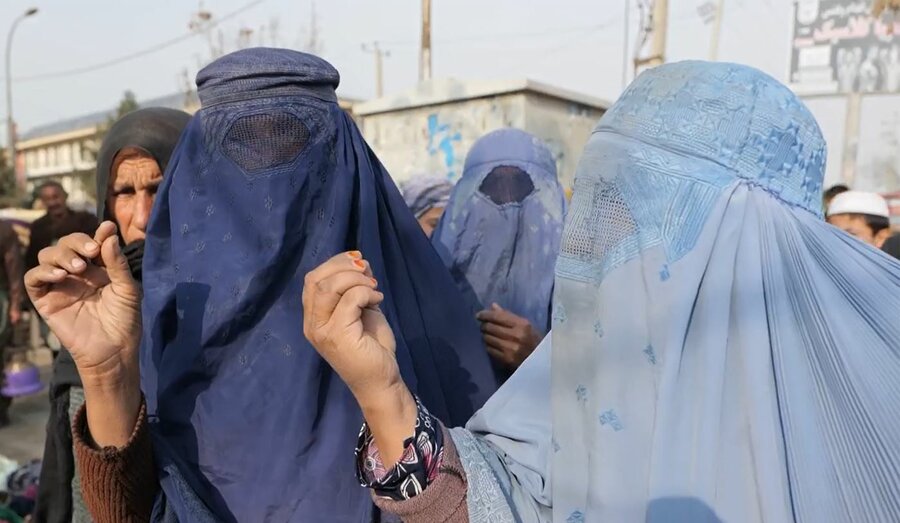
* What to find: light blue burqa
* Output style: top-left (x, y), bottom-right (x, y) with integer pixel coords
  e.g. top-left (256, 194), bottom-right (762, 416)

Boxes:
top-left (450, 61), bottom-right (900, 522)
top-left (432, 128), bottom-right (564, 335)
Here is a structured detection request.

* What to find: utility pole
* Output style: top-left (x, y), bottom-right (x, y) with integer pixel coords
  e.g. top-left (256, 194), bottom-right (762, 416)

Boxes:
top-left (189, 2), bottom-right (222, 60)
top-left (634, 0), bottom-right (668, 74)
top-left (649, 0), bottom-right (668, 67)
top-left (5, 7), bottom-right (38, 189)
top-left (708, 0), bottom-right (725, 61)
top-left (420, 0), bottom-right (432, 82)
top-left (362, 42), bottom-right (389, 97)
top-left (842, 93), bottom-right (862, 187)
top-left (304, 1), bottom-right (322, 55)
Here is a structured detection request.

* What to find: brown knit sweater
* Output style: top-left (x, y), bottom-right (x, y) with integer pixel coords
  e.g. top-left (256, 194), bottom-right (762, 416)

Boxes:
top-left (72, 402), bottom-right (158, 523)
top-left (73, 406), bottom-right (470, 523)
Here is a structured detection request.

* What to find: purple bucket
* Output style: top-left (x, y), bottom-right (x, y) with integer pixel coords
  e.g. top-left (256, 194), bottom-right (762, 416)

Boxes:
top-left (1, 364), bottom-right (44, 397)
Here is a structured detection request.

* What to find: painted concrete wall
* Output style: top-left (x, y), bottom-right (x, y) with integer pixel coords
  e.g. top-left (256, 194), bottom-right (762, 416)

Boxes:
top-left (523, 93), bottom-right (603, 188)
top-left (359, 94), bottom-right (526, 183)
top-left (358, 93), bottom-right (603, 188)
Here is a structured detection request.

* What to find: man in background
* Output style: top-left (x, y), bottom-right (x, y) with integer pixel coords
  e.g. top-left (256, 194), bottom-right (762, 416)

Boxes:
top-left (24, 182), bottom-right (97, 359)
top-left (826, 190), bottom-right (893, 248)
top-left (25, 182), bottom-right (97, 271)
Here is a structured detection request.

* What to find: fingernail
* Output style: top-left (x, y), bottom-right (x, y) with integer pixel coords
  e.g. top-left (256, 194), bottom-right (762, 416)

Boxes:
top-left (353, 259), bottom-right (366, 269)
top-left (72, 258), bottom-right (86, 269)
top-left (370, 277), bottom-right (377, 286)
top-left (113, 240), bottom-right (121, 254)
top-left (52, 269), bottom-right (66, 277)
top-left (347, 250), bottom-right (362, 259)
top-left (84, 242), bottom-right (97, 252)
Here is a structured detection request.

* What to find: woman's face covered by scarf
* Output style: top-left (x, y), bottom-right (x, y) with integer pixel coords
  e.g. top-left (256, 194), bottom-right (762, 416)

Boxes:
top-left (95, 107), bottom-right (191, 280)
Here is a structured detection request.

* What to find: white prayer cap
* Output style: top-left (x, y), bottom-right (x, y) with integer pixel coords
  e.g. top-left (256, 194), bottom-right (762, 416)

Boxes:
top-left (827, 190), bottom-right (890, 218)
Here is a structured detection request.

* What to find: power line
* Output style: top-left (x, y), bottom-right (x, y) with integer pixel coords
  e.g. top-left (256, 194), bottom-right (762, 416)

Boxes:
top-left (7, 0), bottom-right (266, 83)
top-left (361, 42), bottom-right (390, 97)
top-left (377, 23), bottom-right (619, 47)
top-left (500, 26), bottom-right (610, 73)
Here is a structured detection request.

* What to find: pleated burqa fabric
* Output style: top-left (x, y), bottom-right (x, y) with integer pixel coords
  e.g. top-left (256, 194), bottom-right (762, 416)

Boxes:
top-left (452, 61), bottom-right (900, 523)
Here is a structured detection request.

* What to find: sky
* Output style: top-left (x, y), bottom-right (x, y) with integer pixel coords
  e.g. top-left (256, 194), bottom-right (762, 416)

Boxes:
top-left (0, 0), bottom-right (793, 140)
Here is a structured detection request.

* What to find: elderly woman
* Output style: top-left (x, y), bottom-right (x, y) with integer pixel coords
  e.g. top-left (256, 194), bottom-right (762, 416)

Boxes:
top-left (431, 129), bottom-right (565, 380)
top-left (25, 49), bottom-right (496, 522)
top-left (34, 107), bottom-right (190, 523)
top-left (304, 61), bottom-right (900, 522)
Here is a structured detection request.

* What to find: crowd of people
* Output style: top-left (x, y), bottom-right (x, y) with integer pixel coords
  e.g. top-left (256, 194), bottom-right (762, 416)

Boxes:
top-left (0, 47), bottom-right (897, 522)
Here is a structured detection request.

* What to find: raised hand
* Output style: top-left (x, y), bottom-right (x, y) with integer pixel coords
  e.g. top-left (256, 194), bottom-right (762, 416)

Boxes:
top-left (25, 221), bottom-right (141, 382)
top-left (302, 251), bottom-right (398, 398)
top-left (302, 251), bottom-right (415, 465)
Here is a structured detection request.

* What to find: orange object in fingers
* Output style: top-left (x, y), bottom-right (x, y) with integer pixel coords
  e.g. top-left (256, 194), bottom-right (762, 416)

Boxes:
top-left (353, 259), bottom-right (366, 269)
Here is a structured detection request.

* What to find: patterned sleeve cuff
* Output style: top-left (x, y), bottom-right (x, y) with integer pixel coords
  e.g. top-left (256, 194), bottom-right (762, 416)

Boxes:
top-left (355, 396), bottom-right (444, 501)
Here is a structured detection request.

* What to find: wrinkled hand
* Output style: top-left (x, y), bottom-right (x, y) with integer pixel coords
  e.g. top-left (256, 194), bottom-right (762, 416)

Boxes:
top-left (24, 221), bottom-right (141, 382)
top-left (477, 303), bottom-right (543, 370)
top-left (302, 251), bottom-right (400, 401)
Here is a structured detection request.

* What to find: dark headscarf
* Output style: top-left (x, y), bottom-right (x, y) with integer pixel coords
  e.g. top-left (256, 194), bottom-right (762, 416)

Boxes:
top-left (140, 48), bottom-right (497, 522)
top-left (95, 107), bottom-right (191, 280)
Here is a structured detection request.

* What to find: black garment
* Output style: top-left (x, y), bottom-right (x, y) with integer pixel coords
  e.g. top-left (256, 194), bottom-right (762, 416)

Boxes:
top-left (32, 378), bottom-right (76, 523)
top-left (883, 234), bottom-right (900, 260)
top-left (33, 107), bottom-right (189, 523)
top-left (122, 240), bottom-right (145, 282)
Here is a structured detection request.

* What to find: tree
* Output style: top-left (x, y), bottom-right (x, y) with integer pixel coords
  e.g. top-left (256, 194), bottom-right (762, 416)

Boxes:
top-left (107, 90), bottom-right (139, 127)
top-left (88, 90), bottom-right (140, 155)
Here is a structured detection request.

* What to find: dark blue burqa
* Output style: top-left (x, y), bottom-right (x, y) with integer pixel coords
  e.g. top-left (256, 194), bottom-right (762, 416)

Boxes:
top-left (139, 48), bottom-right (498, 522)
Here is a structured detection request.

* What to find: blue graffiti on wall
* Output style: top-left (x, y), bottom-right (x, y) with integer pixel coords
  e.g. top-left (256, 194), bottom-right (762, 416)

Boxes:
top-left (426, 113), bottom-right (462, 178)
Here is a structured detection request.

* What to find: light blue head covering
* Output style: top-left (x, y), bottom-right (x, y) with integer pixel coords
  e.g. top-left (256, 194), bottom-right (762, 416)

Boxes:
top-left (432, 128), bottom-right (565, 338)
top-left (453, 61), bottom-right (900, 522)
top-left (400, 175), bottom-right (454, 218)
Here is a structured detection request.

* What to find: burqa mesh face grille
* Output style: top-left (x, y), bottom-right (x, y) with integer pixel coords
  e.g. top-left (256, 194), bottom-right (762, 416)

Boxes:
top-left (562, 180), bottom-right (637, 261)
top-left (478, 165), bottom-right (535, 205)
top-left (222, 112), bottom-right (310, 172)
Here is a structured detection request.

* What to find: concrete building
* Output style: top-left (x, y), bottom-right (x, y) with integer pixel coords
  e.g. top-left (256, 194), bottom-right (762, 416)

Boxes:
top-left (17, 91), bottom-right (200, 210)
top-left (354, 78), bottom-right (609, 188)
